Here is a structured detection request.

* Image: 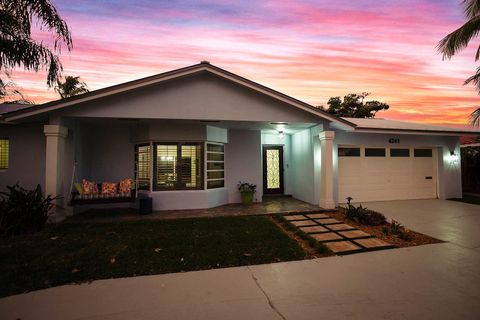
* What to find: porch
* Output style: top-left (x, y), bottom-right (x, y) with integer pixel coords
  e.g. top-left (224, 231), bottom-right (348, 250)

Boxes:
top-left (48, 117), bottom-right (338, 214)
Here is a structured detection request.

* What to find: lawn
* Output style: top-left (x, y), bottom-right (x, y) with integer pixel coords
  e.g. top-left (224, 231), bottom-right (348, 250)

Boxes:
top-left (0, 216), bottom-right (306, 298)
top-left (449, 194), bottom-right (480, 205)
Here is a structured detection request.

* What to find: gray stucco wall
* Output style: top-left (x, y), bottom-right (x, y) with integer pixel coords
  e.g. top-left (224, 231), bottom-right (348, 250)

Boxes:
top-left (78, 122), bottom-right (135, 183)
top-left (291, 128), bottom-right (316, 204)
top-left (51, 73), bottom-right (322, 124)
top-left (0, 123), bottom-right (46, 192)
top-left (226, 130), bottom-right (263, 203)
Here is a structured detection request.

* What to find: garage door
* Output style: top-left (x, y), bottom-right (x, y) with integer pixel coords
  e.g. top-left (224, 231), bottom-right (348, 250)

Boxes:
top-left (338, 146), bottom-right (437, 203)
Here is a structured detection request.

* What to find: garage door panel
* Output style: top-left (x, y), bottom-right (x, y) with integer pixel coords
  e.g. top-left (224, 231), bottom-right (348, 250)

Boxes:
top-left (338, 147), bottom-right (437, 203)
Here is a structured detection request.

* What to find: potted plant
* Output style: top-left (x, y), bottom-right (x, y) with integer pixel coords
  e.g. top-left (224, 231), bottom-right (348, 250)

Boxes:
top-left (237, 182), bottom-right (256, 205)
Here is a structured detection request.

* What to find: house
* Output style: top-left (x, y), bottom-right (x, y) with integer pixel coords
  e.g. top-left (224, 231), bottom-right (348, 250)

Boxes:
top-left (1, 62), bottom-right (479, 214)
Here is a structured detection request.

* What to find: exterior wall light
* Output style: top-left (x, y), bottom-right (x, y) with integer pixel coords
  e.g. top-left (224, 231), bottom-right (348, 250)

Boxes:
top-left (278, 130), bottom-right (285, 139)
top-left (448, 151), bottom-right (459, 165)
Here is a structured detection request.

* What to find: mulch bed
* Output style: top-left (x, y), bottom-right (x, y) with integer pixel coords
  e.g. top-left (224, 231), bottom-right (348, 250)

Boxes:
top-left (326, 211), bottom-right (443, 248)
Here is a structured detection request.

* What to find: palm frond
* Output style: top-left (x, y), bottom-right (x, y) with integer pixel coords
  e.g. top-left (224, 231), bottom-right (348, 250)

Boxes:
top-left (469, 107), bottom-right (480, 126)
top-left (464, 66), bottom-right (480, 92)
top-left (437, 16), bottom-right (480, 60)
top-left (463, 0), bottom-right (480, 19)
top-left (0, 36), bottom-right (62, 86)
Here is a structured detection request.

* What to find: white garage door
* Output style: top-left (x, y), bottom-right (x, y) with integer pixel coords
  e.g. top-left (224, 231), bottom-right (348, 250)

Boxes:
top-left (338, 146), bottom-right (437, 203)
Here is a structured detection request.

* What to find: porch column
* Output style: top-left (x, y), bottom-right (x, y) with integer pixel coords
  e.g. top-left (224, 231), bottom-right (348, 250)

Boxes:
top-left (318, 131), bottom-right (335, 209)
top-left (44, 125), bottom-right (68, 207)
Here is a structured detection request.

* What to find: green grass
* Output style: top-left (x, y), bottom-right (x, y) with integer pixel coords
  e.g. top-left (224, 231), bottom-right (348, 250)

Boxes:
top-left (0, 216), bottom-right (306, 298)
top-left (449, 195), bottom-right (480, 205)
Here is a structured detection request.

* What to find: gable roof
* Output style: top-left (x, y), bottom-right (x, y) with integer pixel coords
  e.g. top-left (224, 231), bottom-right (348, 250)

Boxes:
top-left (343, 117), bottom-right (480, 136)
top-left (1, 62), bottom-right (355, 128)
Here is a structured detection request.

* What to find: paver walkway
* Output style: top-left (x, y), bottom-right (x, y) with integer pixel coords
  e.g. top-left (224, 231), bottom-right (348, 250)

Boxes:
top-left (283, 213), bottom-right (393, 254)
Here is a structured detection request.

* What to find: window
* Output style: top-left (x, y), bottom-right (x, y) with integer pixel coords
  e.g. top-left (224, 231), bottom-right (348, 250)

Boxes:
top-left (207, 143), bottom-right (225, 189)
top-left (135, 144), bottom-right (151, 190)
top-left (414, 149), bottom-right (432, 157)
top-left (154, 143), bottom-right (203, 190)
top-left (390, 148), bottom-right (410, 157)
top-left (365, 148), bottom-right (386, 157)
top-left (338, 147), bottom-right (360, 157)
top-left (0, 138), bottom-right (9, 169)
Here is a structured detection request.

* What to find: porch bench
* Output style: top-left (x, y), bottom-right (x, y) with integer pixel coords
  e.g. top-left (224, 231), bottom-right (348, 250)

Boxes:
top-left (69, 188), bottom-right (136, 206)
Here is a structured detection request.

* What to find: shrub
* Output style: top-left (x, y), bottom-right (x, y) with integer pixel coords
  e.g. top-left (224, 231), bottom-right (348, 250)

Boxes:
top-left (361, 210), bottom-right (386, 226)
top-left (0, 184), bottom-right (57, 236)
top-left (381, 226), bottom-right (390, 235)
top-left (344, 204), bottom-right (368, 222)
top-left (390, 220), bottom-right (404, 235)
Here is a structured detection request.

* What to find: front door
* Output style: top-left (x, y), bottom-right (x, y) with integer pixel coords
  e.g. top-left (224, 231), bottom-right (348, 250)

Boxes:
top-left (263, 145), bottom-right (284, 195)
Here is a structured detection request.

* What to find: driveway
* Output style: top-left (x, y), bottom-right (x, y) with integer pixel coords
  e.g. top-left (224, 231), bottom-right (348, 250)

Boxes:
top-left (364, 199), bottom-right (480, 250)
top-left (1, 200), bottom-right (479, 320)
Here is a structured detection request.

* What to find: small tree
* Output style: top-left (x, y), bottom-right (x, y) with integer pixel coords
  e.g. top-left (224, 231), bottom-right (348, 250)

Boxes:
top-left (322, 93), bottom-right (389, 118)
top-left (55, 76), bottom-right (89, 98)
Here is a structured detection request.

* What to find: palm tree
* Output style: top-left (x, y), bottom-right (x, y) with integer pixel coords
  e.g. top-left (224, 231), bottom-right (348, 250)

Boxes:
top-left (55, 76), bottom-right (89, 98)
top-left (0, 78), bottom-right (32, 104)
top-left (438, 0), bottom-right (480, 126)
top-left (0, 0), bottom-right (72, 87)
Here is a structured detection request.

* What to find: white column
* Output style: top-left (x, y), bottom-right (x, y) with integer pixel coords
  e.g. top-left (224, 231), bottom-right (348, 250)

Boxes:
top-left (319, 131), bottom-right (335, 209)
top-left (44, 125), bottom-right (68, 207)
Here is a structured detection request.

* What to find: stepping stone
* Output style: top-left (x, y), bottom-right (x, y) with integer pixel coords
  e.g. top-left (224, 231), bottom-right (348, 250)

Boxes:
top-left (338, 230), bottom-right (372, 239)
top-left (315, 218), bottom-right (340, 225)
top-left (325, 241), bottom-right (362, 253)
top-left (311, 232), bottom-right (343, 242)
top-left (300, 225), bottom-right (329, 233)
top-left (284, 215), bottom-right (308, 221)
top-left (355, 238), bottom-right (391, 248)
top-left (306, 213), bottom-right (330, 219)
top-left (327, 223), bottom-right (356, 231)
top-left (291, 220), bottom-right (316, 227)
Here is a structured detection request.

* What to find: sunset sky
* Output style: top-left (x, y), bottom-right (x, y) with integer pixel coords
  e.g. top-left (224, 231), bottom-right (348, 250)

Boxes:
top-left (10, 0), bottom-right (480, 125)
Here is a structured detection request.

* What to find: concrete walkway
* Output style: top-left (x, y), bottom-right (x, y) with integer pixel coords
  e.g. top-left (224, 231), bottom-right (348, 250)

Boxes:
top-left (1, 200), bottom-right (480, 319)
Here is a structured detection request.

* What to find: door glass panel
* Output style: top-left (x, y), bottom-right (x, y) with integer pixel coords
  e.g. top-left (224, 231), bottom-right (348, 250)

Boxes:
top-left (414, 149), bottom-right (432, 157)
top-left (365, 148), bottom-right (386, 157)
top-left (390, 148), bottom-right (410, 157)
top-left (338, 147), bottom-right (360, 157)
top-left (266, 149), bottom-right (280, 189)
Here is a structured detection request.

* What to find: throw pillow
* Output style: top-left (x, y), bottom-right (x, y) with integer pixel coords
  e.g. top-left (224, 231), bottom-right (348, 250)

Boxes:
top-left (119, 178), bottom-right (133, 194)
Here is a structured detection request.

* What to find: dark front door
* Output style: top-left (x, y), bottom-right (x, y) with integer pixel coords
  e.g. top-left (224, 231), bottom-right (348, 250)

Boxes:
top-left (263, 145), bottom-right (284, 195)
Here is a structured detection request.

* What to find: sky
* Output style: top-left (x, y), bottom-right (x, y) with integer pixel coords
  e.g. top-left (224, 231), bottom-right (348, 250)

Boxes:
top-left (8, 0), bottom-right (480, 125)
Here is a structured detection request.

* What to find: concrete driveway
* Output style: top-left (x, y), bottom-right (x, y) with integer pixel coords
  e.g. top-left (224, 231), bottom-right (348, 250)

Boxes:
top-left (364, 199), bottom-right (480, 250)
top-left (1, 200), bottom-right (479, 320)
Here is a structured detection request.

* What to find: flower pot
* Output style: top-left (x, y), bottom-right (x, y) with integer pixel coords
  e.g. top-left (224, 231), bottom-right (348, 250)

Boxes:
top-left (241, 191), bottom-right (254, 205)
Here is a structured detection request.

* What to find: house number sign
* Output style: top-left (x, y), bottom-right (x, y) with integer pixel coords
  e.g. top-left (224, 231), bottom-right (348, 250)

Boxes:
top-left (388, 138), bottom-right (400, 144)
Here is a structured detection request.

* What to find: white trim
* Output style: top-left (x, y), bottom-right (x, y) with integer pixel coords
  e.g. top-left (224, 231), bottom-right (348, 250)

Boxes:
top-left (461, 143), bottom-right (480, 147)
top-left (354, 128), bottom-right (479, 136)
